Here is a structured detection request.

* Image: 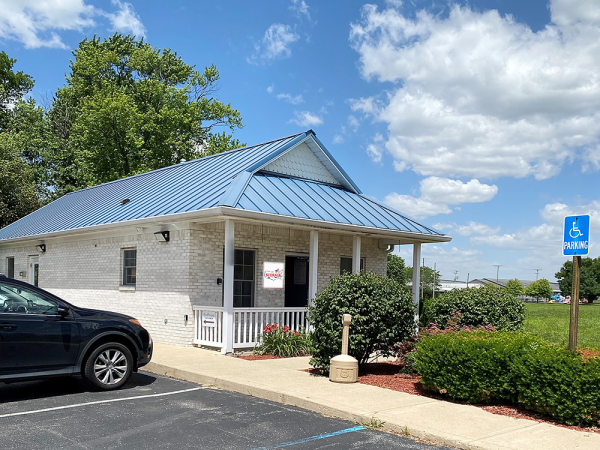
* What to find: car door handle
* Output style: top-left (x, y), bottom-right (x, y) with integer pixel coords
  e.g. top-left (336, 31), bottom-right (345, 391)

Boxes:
top-left (0, 323), bottom-right (17, 330)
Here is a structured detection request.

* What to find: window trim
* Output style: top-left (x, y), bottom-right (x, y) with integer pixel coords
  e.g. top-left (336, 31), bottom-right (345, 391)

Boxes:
top-left (6, 257), bottom-right (15, 279)
top-left (122, 248), bottom-right (137, 286)
top-left (225, 247), bottom-right (257, 308)
top-left (340, 256), bottom-right (366, 275)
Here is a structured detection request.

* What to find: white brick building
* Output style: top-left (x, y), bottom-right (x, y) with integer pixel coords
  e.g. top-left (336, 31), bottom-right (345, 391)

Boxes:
top-left (0, 131), bottom-right (451, 350)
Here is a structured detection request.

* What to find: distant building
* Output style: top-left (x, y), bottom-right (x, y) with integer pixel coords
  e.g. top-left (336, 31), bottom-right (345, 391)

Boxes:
top-left (437, 279), bottom-right (484, 292)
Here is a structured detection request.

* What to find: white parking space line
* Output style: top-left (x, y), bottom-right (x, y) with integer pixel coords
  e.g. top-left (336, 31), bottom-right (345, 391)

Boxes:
top-left (0, 387), bottom-right (204, 419)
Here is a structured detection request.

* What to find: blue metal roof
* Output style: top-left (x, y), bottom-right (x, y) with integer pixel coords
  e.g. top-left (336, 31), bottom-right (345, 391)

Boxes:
top-left (0, 130), bottom-right (446, 241)
top-left (235, 174), bottom-right (441, 235)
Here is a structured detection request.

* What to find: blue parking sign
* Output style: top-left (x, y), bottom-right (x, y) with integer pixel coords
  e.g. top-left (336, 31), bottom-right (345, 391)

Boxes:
top-left (563, 215), bottom-right (590, 256)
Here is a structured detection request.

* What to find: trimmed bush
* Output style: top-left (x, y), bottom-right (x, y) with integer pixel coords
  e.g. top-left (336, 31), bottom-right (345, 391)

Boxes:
top-left (252, 324), bottom-right (312, 357)
top-left (421, 284), bottom-right (525, 331)
top-left (415, 331), bottom-right (543, 403)
top-left (513, 346), bottom-right (600, 426)
top-left (414, 331), bottom-right (600, 426)
top-left (309, 272), bottom-right (415, 371)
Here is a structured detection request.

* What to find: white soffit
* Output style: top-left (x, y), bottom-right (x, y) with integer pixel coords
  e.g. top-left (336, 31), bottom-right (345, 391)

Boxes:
top-left (262, 142), bottom-right (341, 185)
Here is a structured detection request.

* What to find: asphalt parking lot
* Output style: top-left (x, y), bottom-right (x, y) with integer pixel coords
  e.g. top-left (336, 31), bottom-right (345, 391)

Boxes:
top-left (0, 372), bottom-right (453, 450)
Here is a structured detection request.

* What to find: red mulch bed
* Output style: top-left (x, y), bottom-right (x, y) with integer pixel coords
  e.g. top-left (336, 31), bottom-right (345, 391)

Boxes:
top-left (306, 359), bottom-right (600, 435)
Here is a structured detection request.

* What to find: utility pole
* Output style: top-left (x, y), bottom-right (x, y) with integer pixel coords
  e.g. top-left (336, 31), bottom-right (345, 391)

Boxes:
top-left (453, 270), bottom-right (458, 281)
top-left (467, 273), bottom-right (470, 288)
top-left (534, 269), bottom-right (541, 281)
top-left (433, 263), bottom-right (436, 299)
top-left (493, 265), bottom-right (502, 283)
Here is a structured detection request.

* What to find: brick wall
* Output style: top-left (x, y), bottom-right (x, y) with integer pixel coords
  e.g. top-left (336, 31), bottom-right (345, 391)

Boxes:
top-left (0, 221), bottom-right (388, 347)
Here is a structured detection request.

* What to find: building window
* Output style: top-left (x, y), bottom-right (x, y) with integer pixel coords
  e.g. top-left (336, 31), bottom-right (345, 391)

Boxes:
top-left (122, 249), bottom-right (137, 286)
top-left (6, 257), bottom-right (14, 279)
top-left (340, 257), bottom-right (365, 275)
top-left (234, 249), bottom-right (255, 307)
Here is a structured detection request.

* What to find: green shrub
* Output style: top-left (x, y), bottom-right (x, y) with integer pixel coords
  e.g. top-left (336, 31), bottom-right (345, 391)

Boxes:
top-left (415, 331), bottom-right (543, 403)
top-left (414, 331), bottom-right (600, 426)
top-left (422, 284), bottom-right (525, 331)
top-left (309, 272), bottom-right (415, 371)
top-left (252, 324), bottom-right (312, 357)
top-left (513, 347), bottom-right (600, 426)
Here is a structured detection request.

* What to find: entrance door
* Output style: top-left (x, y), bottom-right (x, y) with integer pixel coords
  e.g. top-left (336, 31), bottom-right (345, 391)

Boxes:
top-left (29, 257), bottom-right (39, 287)
top-left (285, 256), bottom-right (309, 307)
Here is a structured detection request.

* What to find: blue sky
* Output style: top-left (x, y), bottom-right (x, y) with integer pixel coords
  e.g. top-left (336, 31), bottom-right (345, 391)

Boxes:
top-left (2, 0), bottom-right (599, 282)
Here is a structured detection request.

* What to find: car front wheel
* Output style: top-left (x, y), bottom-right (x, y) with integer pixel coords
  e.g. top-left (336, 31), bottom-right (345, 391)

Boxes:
top-left (83, 342), bottom-right (133, 390)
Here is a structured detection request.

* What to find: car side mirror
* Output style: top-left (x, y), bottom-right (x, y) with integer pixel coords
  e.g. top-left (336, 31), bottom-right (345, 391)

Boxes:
top-left (57, 305), bottom-right (70, 317)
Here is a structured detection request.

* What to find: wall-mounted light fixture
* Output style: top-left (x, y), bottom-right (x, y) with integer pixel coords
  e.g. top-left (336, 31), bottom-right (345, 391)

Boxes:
top-left (36, 244), bottom-right (46, 253)
top-left (217, 277), bottom-right (223, 285)
top-left (19, 271), bottom-right (26, 277)
top-left (154, 231), bottom-right (170, 242)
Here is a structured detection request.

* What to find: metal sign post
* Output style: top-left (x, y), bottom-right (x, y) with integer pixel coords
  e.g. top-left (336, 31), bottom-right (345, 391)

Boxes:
top-left (563, 215), bottom-right (590, 351)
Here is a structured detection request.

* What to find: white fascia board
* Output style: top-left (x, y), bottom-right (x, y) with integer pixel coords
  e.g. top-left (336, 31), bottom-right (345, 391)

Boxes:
top-left (220, 207), bottom-right (452, 243)
top-left (0, 205), bottom-right (452, 246)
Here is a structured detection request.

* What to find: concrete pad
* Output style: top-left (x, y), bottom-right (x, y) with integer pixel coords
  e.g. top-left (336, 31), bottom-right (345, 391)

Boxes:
top-left (145, 344), bottom-right (600, 450)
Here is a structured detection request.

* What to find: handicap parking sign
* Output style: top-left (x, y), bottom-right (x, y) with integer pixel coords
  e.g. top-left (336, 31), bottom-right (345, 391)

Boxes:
top-left (563, 215), bottom-right (590, 256)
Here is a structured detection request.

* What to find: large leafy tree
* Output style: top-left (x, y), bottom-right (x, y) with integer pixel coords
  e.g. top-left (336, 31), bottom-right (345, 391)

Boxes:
top-left (0, 140), bottom-right (40, 228)
top-left (49, 34), bottom-right (244, 194)
top-left (387, 253), bottom-right (407, 286)
top-left (0, 51), bottom-right (34, 130)
top-left (405, 265), bottom-right (441, 298)
top-left (525, 279), bottom-right (554, 301)
top-left (0, 54), bottom-right (41, 227)
top-left (555, 258), bottom-right (600, 301)
top-left (505, 279), bottom-right (524, 297)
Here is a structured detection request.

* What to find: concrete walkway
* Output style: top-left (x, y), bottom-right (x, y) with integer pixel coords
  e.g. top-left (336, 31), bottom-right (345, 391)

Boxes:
top-left (145, 344), bottom-right (600, 450)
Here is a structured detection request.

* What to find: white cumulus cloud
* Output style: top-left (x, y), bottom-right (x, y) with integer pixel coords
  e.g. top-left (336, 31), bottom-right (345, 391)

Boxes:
top-left (105, 0), bottom-right (145, 37)
top-left (0, 0), bottom-right (95, 49)
top-left (333, 135), bottom-right (345, 144)
top-left (289, 111), bottom-right (323, 127)
top-left (0, 0), bottom-right (146, 49)
top-left (350, 1), bottom-right (600, 180)
top-left (385, 177), bottom-right (497, 218)
top-left (277, 93), bottom-right (304, 104)
top-left (249, 23), bottom-right (299, 64)
top-left (289, 0), bottom-right (311, 21)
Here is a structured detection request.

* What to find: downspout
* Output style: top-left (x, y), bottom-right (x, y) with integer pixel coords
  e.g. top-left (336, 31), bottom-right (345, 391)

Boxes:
top-left (386, 245), bottom-right (395, 253)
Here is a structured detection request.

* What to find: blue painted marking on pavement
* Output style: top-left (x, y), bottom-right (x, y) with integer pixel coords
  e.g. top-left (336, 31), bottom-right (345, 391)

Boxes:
top-left (249, 426), bottom-right (365, 449)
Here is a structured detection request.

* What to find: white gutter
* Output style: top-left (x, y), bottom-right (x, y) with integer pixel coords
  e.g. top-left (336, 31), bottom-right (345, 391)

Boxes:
top-left (0, 206), bottom-right (452, 245)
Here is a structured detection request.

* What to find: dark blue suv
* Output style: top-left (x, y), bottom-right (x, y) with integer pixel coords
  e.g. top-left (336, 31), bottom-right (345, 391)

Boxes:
top-left (0, 274), bottom-right (152, 390)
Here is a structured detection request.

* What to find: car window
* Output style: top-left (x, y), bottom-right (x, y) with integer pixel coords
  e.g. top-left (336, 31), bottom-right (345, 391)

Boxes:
top-left (0, 283), bottom-right (58, 315)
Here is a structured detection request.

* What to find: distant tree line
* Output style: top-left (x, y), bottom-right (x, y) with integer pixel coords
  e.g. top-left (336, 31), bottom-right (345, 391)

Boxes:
top-left (555, 257), bottom-right (600, 302)
top-left (0, 34), bottom-right (244, 229)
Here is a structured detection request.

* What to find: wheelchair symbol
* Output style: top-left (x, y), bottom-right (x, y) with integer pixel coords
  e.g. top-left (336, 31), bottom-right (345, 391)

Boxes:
top-left (569, 222), bottom-right (583, 239)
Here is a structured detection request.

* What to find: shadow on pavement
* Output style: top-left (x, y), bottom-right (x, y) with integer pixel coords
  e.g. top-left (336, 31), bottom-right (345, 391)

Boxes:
top-left (0, 372), bottom-right (159, 404)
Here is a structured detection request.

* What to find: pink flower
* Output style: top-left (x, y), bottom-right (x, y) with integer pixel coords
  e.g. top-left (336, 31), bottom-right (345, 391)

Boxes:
top-left (283, 326), bottom-right (290, 333)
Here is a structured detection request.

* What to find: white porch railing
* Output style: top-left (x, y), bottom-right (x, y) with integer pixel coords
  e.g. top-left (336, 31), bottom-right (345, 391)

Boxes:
top-left (193, 306), bottom-right (308, 349)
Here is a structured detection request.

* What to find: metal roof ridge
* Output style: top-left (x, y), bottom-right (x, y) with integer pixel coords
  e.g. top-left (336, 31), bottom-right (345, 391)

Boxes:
top-left (60, 131), bottom-right (308, 197)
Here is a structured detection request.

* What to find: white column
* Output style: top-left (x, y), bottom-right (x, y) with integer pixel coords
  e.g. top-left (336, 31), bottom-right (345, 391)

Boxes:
top-left (352, 235), bottom-right (361, 273)
top-left (412, 243), bottom-right (422, 326)
top-left (222, 219), bottom-right (235, 354)
top-left (308, 230), bottom-right (319, 307)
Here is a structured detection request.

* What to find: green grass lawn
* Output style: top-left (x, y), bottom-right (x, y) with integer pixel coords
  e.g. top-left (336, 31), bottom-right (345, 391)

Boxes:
top-left (524, 303), bottom-right (600, 349)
